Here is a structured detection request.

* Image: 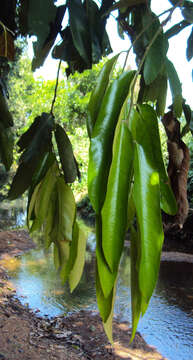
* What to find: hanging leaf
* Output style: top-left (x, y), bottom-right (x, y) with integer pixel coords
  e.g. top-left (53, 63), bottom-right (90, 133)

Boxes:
top-left (187, 27), bottom-right (193, 61)
top-left (133, 143), bottom-right (164, 304)
top-left (88, 70), bottom-right (135, 214)
top-left (166, 58), bottom-right (183, 117)
top-left (31, 162), bottom-right (58, 231)
top-left (96, 215), bottom-right (117, 298)
top-left (27, 0), bottom-right (58, 71)
top-left (87, 54), bottom-right (119, 138)
top-left (8, 113), bottom-right (54, 200)
top-left (165, 20), bottom-right (190, 39)
top-left (56, 177), bottom-right (76, 242)
top-left (55, 124), bottom-right (78, 183)
top-left (69, 226), bottom-right (87, 292)
top-left (102, 122), bottom-right (134, 272)
top-left (130, 105), bottom-right (177, 215)
top-left (130, 226), bottom-right (148, 342)
top-left (0, 89), bottom-right (14, 128)
top-left (32, 5), bottom-right (66, 71)
top-left (143, 33), bottom-right (168, 85)
top-left (67, 0), bottom-right (92, 66)
top-left (0, 124), bottom-right (14, 171)
top-left (182, 4), bottom-right (193, 24)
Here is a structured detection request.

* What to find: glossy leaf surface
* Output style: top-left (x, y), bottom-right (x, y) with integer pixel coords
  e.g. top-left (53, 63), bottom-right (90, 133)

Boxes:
top-left (88, 70), bottom-right (135, 213)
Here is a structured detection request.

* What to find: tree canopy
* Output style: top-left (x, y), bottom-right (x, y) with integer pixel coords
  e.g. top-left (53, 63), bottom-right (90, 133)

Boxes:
top-left (0, 0), bottom-right (193, 343)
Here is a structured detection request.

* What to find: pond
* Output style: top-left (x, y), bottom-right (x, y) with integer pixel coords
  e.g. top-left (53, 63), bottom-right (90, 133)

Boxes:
top-left (1, 201), bottom-right (193, 360)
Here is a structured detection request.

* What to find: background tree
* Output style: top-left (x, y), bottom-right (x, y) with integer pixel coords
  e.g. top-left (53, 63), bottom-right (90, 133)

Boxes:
top-left (0, 0), bottom-right (193, 343)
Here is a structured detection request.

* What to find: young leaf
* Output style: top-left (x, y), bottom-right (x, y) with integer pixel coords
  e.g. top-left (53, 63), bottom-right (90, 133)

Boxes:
top-left (96, 267), bottom-right (114, 323)
top-left (88, 70), bottom-right (135, 213)
top-left (56, 177), bottom-right (76, 242)
top-left (102, 122), bottom-right (134, 272)
top-left (69, 226), bottom-right (87, 292)
top-left (87, 54), bottom-right (119, 138)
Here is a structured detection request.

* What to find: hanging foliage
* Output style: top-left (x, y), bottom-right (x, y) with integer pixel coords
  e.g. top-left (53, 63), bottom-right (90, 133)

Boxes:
top-left (0, 0), bottom-right (193, 345)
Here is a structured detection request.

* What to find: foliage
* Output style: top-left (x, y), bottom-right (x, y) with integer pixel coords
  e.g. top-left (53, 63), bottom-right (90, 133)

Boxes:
top-left (0, 0), bottom-right (193, 345)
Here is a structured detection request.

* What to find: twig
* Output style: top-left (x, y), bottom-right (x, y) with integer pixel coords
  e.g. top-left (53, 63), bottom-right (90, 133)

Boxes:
top-left (50, 60), bottom-right (62, 115)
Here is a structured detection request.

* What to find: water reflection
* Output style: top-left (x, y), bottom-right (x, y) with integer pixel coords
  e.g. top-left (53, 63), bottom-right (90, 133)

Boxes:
top-left (8, 240), bottom-right (193, 360)
top-left (0, 199), bottom-right (26, 230)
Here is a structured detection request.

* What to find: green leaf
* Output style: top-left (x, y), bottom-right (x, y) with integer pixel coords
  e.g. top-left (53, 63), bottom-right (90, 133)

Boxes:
top-left (87, 54), bottom-right (119, 138)
top-left (69, 226), bottom-right (87, 292)
top-left (130, 227), bottom-right (148, 342)
top-left (133, 143), bottom-right (164, 304)
top-left (27, 0), bottom-right (58, 71)
top-left (96, 267), bottom-right (114, 323)
top-left (18, 113), bottom-right (54, 154)
top-left (165, 58), bottom-right (183, 117)
top-left (102, 122), bottom-right (134, 272)
top-left (32, 162), bottom-right (58, 230)
top-left (55, 124), bottom-right (78, 183)
top-left (31, 5), bottom-right (66, 71)
top-left (156, 75), bottom-right (168, 117)
top-left (67, 0), bottom-right (91, 66)
top-left (165, 20), bottom-right (190, 39)
top-left (0, 91), bottom-right (14, 128)
top-left (182, 5), bottom-right (193, 24)
top-left (187, 27), bottom-right (193, 61)
top-left (8, 113), bottom-right (54, 200)
top-left (130, 105), bottom-right (177, 215)
top-left (56, 177), bottom-right (76, 242)
top-left (0, 124), bottom-right (14, 171)
top-left (96, 215), bottom-right (117, 298)
top-left (88, 70), bottom-right (135, 214)
top-left (143, 33), bottom-right (168, 85)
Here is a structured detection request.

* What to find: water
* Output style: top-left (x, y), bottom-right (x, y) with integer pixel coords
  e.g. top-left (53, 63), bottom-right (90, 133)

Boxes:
top-left (6, 242), bottom-right (193, 360)
top-left (0, 202), bottom-right (193, 359)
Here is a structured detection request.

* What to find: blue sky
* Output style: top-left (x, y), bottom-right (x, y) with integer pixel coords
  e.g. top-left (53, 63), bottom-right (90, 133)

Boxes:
top-left (31, 0), bottom-right (193, 107)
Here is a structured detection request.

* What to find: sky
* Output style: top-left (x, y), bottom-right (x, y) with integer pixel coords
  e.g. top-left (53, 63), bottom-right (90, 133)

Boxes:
top-left (30, 0), bottom-right (193, 107)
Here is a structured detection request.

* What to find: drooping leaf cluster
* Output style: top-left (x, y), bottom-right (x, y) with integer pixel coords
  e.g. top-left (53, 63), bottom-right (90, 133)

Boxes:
top-left (0, 0), bottom-right (193, 345)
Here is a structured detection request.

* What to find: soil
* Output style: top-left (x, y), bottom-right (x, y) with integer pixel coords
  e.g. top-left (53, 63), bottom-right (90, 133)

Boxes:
top-left (0, 230), bottom-right (166, 360)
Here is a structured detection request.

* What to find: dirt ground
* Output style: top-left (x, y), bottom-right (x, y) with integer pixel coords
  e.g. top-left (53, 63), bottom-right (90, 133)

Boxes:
top-left (0, 230), bottom-right (167, 360)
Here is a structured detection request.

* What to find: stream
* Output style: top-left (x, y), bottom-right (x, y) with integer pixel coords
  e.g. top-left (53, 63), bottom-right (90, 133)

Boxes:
top-left (1, 200), bottom-right (193, 360)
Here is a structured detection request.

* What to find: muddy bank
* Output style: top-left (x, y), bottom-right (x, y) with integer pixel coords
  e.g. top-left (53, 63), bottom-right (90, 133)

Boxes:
top-left (0, 230), bottom-right (165, 360)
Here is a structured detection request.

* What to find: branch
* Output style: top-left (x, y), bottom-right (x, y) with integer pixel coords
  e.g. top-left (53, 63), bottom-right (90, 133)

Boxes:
top-left (50, 60), bottom-right (62, 115)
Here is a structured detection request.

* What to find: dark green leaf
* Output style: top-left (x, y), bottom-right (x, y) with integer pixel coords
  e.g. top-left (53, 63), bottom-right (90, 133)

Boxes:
top-left (0, 91), bottom-right (14, 128)
top-left (67, 0), bottom-right (91, 66)
top-left (165, 20), bottom-right (190, 39)
top-left (8, 113), bottom-right (54, 200)
top-left (27, 0), bottom-right (58, 71)
top-left (187, 27), bottom-right (193, 61)
top-left (52, 27), bottom-right (87, 75)
top-left (55, 124), bottom-right (78, 183)
top-left (0, 124), bottom-right (14, 171)
top-left (143, 33), bottom-right (168, 85)
top-left (165, 58), bottom-right (183, 117)
top-left (182, 5), bottom-right (193, 24)
top-left (32, 5), bottom-right (66, 70)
